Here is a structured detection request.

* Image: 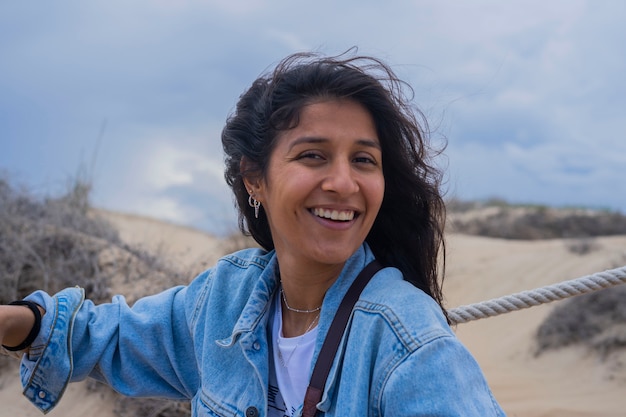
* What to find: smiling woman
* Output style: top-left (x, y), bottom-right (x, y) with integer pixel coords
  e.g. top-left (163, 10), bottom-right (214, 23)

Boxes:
top-left (1, 51), bottom-right (506, 416)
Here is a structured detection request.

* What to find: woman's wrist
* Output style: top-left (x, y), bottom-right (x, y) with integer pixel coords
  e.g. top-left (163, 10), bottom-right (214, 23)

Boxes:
top-left (0, 301), bottom-right (44, 351)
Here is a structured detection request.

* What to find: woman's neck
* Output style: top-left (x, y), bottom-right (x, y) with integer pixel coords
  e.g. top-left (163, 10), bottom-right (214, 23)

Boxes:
top-left (277, 258), bottom-right (344, 337)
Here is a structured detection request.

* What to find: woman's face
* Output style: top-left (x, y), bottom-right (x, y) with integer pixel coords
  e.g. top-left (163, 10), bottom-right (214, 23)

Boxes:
top-left (250, 99), bottom-right (385, 271)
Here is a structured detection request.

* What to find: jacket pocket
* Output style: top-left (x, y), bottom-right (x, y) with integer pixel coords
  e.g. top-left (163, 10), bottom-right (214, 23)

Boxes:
top-left (195, 390), bottom-right (238, 417)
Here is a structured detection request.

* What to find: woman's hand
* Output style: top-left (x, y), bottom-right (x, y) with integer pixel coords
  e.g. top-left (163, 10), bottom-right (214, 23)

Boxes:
top-left (0, 304), bottom-right (43, 350)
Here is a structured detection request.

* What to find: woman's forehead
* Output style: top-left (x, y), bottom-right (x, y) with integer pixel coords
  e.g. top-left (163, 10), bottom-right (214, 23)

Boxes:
top-left (274, 100), bottom-right (379, 146)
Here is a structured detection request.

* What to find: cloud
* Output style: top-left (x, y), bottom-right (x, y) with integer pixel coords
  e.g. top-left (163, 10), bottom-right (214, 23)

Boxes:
top-left (1, 0), bottom-right (625, 238)
top-left (91, 125), bottom-right (238, 234)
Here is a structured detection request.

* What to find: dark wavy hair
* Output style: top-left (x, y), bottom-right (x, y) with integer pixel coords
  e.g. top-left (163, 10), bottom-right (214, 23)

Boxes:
top-left (221, 51), bottom-right (448, 315)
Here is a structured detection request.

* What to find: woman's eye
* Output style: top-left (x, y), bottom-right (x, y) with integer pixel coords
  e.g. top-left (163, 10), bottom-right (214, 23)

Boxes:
top-left (354, 155), bottom-right (377, 165)
top-left (298, 152), bottom-right (323, 160)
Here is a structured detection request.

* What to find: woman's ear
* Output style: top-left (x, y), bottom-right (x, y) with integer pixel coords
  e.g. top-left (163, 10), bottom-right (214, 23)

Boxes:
top-left (240, 157), bottom-right (263, 199)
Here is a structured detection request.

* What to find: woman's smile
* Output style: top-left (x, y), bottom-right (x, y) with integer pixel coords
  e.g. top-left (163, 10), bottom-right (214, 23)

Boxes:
top-left (310, 207), bottom-right (356, 222)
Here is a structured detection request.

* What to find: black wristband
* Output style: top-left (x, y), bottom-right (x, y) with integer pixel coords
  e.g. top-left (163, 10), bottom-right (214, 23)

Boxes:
top-left (2, 300), bottom-right (42, 352)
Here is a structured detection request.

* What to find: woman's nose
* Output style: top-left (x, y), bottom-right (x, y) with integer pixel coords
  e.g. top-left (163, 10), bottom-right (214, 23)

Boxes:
top-left (321, 160), bottom-right (359, 194)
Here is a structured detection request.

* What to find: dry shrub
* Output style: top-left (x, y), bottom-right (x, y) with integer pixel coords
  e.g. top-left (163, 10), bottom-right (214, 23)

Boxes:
top-left (0, 176), bottom-right (190, 305)
top-left (0, 176), bottom-right (191, 416)
top-left (447, 198), bottom-right (626, 241)
top-left (535, 286), bottom-right (626, 358)
top-left (564, 237), bottom-right (601, 255)
top-left (114, 397), bottom-right (191, 417)
top-left (0, 177), bottom-right (118, 304)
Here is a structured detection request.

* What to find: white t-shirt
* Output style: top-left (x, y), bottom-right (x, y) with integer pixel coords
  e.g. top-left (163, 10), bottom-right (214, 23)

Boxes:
top-left (268, 291), bottom-right (319, 417)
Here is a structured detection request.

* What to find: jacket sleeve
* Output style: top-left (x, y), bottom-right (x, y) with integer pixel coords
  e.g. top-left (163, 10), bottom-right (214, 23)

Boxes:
top-left (20, 270), bottom-right (211, 414)
top-left (381, 335), bottom-right (506, 416)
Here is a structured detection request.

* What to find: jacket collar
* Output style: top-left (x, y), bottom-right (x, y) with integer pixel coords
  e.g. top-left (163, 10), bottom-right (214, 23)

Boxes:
top-left (216, 251), bottom-right (280, 348)
top-left (217, 242), bottom-right (375, 358)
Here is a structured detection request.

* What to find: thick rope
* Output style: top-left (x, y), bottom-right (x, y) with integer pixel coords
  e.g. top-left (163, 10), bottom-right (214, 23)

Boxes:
top-left (448, 264), bottom-right (626, 325)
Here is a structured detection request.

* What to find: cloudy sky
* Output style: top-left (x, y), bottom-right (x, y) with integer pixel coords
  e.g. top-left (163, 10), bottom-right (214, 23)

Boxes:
top-left (1, 1), bottom-right (625, 235)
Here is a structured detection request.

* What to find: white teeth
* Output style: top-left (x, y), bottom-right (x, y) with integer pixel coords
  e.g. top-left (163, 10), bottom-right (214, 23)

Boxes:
top-left (312, 208), bottom-right (355, 221)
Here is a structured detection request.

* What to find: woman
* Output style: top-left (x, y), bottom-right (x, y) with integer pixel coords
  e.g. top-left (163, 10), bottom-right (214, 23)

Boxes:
top-left (1, 52), bottom-right (506, 416)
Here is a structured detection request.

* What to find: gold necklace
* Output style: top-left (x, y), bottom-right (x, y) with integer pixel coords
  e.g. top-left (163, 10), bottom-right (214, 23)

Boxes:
top-left (280, 288), bottom-right (322, 314)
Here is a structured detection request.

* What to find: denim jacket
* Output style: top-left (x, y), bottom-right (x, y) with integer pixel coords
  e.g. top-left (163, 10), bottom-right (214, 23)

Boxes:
top-left (22, 243), bottom-right (505, 416)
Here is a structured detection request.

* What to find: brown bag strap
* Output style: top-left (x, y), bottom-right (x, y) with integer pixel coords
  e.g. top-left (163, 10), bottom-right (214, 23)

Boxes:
top-left (302, 260), bottom-right (383, 417)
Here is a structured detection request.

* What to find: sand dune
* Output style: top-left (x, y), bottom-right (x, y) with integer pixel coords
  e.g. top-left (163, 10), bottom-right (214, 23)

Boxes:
top-left (2, 212), bottom-right (625, 416)
top-left (446, 234), bottom-right (626, 416)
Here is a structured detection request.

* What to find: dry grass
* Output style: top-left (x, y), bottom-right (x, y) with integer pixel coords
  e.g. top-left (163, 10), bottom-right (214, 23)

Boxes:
top-left (114, 396), bottom-right (191, 417)
top-left (0, 176), bottom-right (191, 305)
top-left (535, 286), bottom-right (626, 359)
top-left (447, 198), bottom-right (626, 240)
top-left (0, 177), bottom-right (112, 304)
top-left (0, 175), bottom-right (192, 416)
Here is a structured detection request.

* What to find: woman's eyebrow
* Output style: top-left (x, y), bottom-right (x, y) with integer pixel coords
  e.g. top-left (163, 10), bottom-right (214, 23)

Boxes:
top-left (357, 139), bottom-right (382, 150)
top-left (288, 136), bottom-right (381, 151)
top-left (288, 136), bottom-right (326, 150)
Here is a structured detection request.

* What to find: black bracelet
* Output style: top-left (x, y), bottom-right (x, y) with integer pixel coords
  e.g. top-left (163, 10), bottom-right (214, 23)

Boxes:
top-left (2, 300), bottom-right (42, 352)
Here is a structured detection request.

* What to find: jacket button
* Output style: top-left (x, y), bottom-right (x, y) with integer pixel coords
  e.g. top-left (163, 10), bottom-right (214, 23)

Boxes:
top-left (245, 406), bottom-right (259, 417)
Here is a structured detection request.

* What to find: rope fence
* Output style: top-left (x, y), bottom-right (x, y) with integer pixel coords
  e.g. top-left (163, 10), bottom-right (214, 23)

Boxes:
top-left (448, 264), bottom-right (626, 325)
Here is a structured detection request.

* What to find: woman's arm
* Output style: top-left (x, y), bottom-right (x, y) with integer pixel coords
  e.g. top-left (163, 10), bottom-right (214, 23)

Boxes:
top-left (382, 336), bottom-right (506, 416)
top-left (11, 281), bottom-right (204, 414)
top-left (28, 285), bottom-right (202, 388)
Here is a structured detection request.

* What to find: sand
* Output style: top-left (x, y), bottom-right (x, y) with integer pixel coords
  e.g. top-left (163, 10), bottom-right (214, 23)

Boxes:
top-left (2, 212), bottom-right (626, 416)
top-left (446, 235), bottom-right (626, 416)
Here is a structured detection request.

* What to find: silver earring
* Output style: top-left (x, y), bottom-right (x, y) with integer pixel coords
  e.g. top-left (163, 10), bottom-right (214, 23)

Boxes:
top-left (248, 195), bottom-right (261, 219)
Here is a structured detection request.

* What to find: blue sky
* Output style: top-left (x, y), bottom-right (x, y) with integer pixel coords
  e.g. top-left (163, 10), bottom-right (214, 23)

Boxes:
top-left (1, 1), bottom-right (625, 235)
